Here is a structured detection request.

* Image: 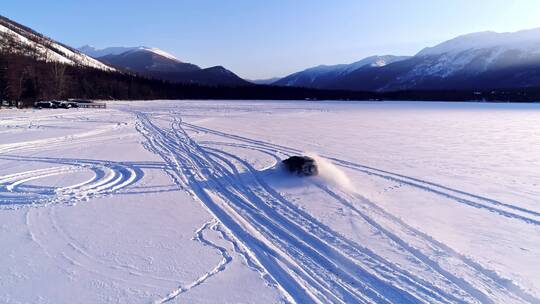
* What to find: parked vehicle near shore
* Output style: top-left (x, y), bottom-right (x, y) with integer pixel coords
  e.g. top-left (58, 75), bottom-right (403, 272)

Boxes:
top-left (34, 100), bottom-right (79, 109)
top-left (35, 101), bottom-right (55, 109)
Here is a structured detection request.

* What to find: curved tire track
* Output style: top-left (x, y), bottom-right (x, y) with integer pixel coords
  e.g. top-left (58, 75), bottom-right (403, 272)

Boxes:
top-left (0, 155), bottom-right (142, 209)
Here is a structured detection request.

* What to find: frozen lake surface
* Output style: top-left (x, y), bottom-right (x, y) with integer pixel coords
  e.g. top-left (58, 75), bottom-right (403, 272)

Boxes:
top-left (0, 100), bottom-right (539, 303)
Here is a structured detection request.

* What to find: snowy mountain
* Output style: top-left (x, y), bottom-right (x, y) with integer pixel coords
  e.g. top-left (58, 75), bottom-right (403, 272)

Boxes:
top-left (368, 28), bottom-right (540, 91)
top-left (79, 45), bottom-right (249, 86)
top-left (78, 45), bottom-right (139, 58)
top-left (273, 55), bottom-right (409, 88)
top-left (94, 47), bottom-right (200, 73)
top-left (0, 16), bottom-right (114, 72)
top-left (276, 27), bottom-right (540, 91)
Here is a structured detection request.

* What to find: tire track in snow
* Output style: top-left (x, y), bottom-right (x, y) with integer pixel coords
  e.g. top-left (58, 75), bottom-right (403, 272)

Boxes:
top-left (332, 161), bottom-right (540, 225)
top-left (0, 155), bottom-right (142, 209)
top-left (201, 147), bottom-right (471, 303)
top-left (173, 116), bottom-right (466, 303)
top-left (183, 122), bottom-right (540, 227)
top-left (18, 156), bottom-right (176, 292)
top-left (182, 119), bottom-right (537, 303)
top-left (147, 114), bottom-right (445, 303)
top-left (198, 137), bottom-right (538, 304)
top-left (202, 144), bottom-right (534, 304)
top-left (154, 219), bottom-right (232, 304)
top-left (136, 113), bottom-right (312, 303)
top-left (318, 185), bottom-right (540, 304)
top-left (0, 115), bottom-right (135, 157)
top-left (134, 111), bottom-right (534, 303)
top-left (0, 124), bottom-right (122, 154)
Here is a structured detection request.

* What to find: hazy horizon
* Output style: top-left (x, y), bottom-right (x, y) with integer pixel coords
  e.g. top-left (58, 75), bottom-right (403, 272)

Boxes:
top-left (3, 0), bottom-right (540, 79)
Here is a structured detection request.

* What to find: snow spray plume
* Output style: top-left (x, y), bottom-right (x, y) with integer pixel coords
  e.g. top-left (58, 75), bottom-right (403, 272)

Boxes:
top-left (307, 153), bottom-right (354, 192)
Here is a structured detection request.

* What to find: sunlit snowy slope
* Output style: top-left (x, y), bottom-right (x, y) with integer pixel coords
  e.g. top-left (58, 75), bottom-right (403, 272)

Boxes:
top-left (0, 16), bottom-right (115, 71)
top-left (0, 100), bottom-right (539, 303)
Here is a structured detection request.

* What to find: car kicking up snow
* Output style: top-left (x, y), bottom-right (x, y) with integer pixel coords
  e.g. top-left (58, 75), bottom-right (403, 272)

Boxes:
top-left (282, 156), bottom-right (319, 176)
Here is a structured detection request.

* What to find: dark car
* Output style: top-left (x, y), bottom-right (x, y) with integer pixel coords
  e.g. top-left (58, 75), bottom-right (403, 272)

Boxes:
top-left (35, 101), bottom-right (54, 109)
top-left (282, 156), bottom-right (319, 176)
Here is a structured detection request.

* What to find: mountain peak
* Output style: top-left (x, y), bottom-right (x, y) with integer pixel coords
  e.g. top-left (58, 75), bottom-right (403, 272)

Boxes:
top-left (78, 45), bottom-right (141, 58)
top-left (137, 47), bottom-right (179, 61)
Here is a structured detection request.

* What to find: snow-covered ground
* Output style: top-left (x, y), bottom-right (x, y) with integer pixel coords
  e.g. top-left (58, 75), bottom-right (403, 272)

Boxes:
top-left (0, 100), bottom-right (539, 304)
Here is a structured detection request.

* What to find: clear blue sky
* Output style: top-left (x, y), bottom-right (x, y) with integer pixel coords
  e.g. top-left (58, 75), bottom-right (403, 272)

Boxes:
top-left (3, 0), bottom-right (540, 79)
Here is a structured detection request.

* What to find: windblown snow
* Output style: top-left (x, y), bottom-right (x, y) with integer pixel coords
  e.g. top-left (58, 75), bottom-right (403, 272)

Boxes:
top-left (0, 100), bottom-right (539, 304)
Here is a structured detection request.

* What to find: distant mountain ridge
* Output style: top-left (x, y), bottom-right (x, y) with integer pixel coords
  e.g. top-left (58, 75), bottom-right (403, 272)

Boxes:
top-left (274, 55), bottom-right (410, 88)
top-left (78, 45), bottom-right (249, 86)
top-left (3, 12), bottom-right (540, 103)
top-left (275, 27), bottom-right (540, 91)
